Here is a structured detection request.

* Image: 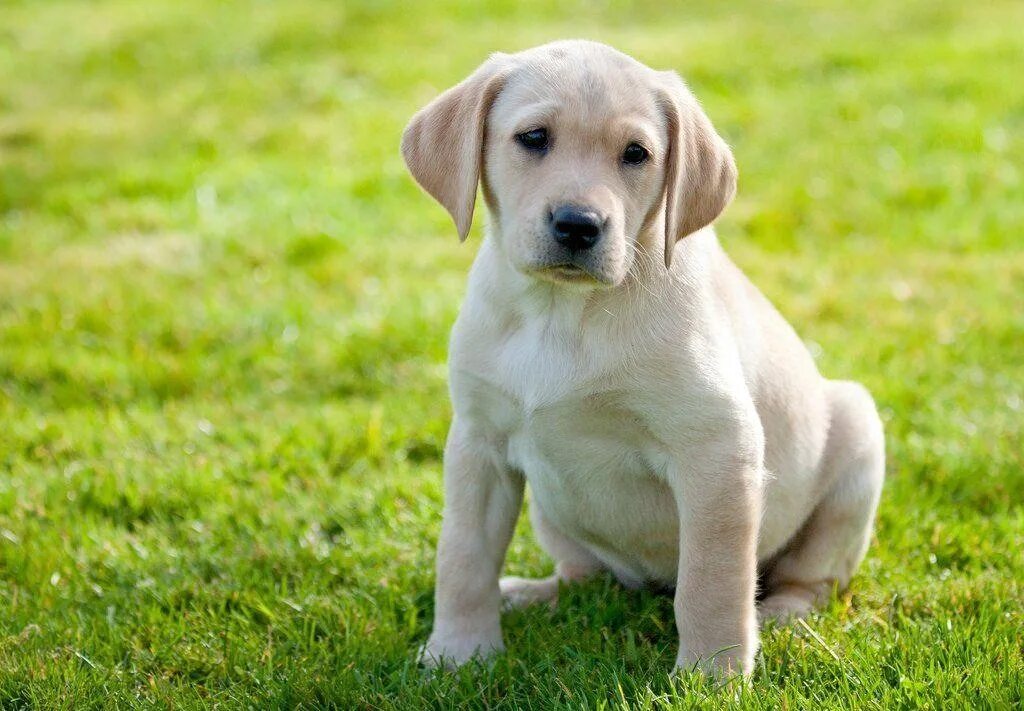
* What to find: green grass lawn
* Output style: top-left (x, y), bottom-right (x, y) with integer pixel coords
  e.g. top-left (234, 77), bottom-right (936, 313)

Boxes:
top-left (1, 0), bottom-right (1022, 707)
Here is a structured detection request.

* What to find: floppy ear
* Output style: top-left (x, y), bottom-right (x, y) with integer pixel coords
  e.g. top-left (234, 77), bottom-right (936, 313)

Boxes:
top-left (401, 55), bottom-right (511, 242)
top-left (657, 72), bottom-right (738, 267)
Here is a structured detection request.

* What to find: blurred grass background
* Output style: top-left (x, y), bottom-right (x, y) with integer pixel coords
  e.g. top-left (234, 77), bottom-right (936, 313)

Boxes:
top-left (0, 0), bottom-right (1022, 707)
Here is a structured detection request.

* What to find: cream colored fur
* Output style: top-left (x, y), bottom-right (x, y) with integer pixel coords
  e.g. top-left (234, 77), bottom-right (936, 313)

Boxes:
top-left (401, 40), bottom-right (884, 679)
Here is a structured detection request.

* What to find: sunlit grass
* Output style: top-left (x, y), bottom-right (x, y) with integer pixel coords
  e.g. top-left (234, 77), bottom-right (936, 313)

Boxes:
top-left (0, 0), bottom-right (1021, 707)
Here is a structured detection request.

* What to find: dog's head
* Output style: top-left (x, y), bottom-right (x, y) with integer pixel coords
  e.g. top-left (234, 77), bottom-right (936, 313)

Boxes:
top-left (402, 40), bottom-right (736, 287)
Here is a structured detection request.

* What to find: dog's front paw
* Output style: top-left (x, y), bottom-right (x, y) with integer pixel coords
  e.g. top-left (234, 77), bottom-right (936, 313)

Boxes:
top-left (418, 630), bottom-right (504, 670)
top-left (674, 645), bottom-right (754, 682)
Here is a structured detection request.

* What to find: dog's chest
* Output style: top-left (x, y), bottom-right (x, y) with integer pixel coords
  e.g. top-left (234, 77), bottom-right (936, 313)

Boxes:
top-left (457, 317), bottom-right (681, 582)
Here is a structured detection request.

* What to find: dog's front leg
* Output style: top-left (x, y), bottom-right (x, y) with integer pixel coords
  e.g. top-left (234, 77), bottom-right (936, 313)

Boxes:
top-left (669, 433), bottom-right (762, 680)
top-left (420, 420), bottom-right (523, 669)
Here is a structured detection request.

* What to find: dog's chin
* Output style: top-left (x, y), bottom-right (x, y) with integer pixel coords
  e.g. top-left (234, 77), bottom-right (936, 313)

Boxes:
top-left (527, 264), bottom-right (619, 289)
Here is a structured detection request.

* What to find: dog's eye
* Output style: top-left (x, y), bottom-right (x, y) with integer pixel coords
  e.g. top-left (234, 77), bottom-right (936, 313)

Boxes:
top-left (622, 143), bottom-right (649, 165)
top-left (516, 128), bottom-right (549, 151)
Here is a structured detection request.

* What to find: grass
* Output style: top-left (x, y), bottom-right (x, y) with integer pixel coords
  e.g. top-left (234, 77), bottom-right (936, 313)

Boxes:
top-left (0, 0), bottom-right (1022, 707)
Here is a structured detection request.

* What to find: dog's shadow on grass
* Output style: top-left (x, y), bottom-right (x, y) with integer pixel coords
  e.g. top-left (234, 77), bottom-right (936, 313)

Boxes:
top-left (502, 573), bottom-right (677, 661)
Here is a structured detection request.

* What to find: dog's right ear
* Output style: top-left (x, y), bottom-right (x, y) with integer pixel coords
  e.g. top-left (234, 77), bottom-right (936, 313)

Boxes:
top-left (401, 54), bottom-right (511, 242)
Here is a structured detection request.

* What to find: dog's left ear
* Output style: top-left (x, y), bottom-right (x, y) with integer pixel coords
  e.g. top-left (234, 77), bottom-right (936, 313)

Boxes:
top-left (401, 54), bottom-right (512, 242)
top-left (657, 72), bottom-right (738, 267)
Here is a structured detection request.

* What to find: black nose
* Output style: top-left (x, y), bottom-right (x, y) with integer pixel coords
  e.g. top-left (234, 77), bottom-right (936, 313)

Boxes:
top-left (550, 205), bottom-right (604, 251)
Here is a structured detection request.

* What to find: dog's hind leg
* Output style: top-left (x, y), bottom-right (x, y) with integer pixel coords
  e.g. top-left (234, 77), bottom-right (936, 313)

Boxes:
top-left (758, 380), bottom-right (885, 623)
top-left (500, 497), bottom-right (603, 609)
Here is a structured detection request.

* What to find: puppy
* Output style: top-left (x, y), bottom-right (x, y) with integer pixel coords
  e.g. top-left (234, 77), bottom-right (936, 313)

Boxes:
top-left (401, 40), bottom-right (884, 679)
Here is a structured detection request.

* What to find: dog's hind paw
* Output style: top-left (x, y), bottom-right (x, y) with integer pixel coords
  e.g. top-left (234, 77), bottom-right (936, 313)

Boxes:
top-left (499, 575), bottom-right (559, 609)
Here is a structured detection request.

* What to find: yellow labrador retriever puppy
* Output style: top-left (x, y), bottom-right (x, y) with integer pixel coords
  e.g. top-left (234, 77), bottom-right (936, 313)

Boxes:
top-left (401, 40), bottom-right (884, 679)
